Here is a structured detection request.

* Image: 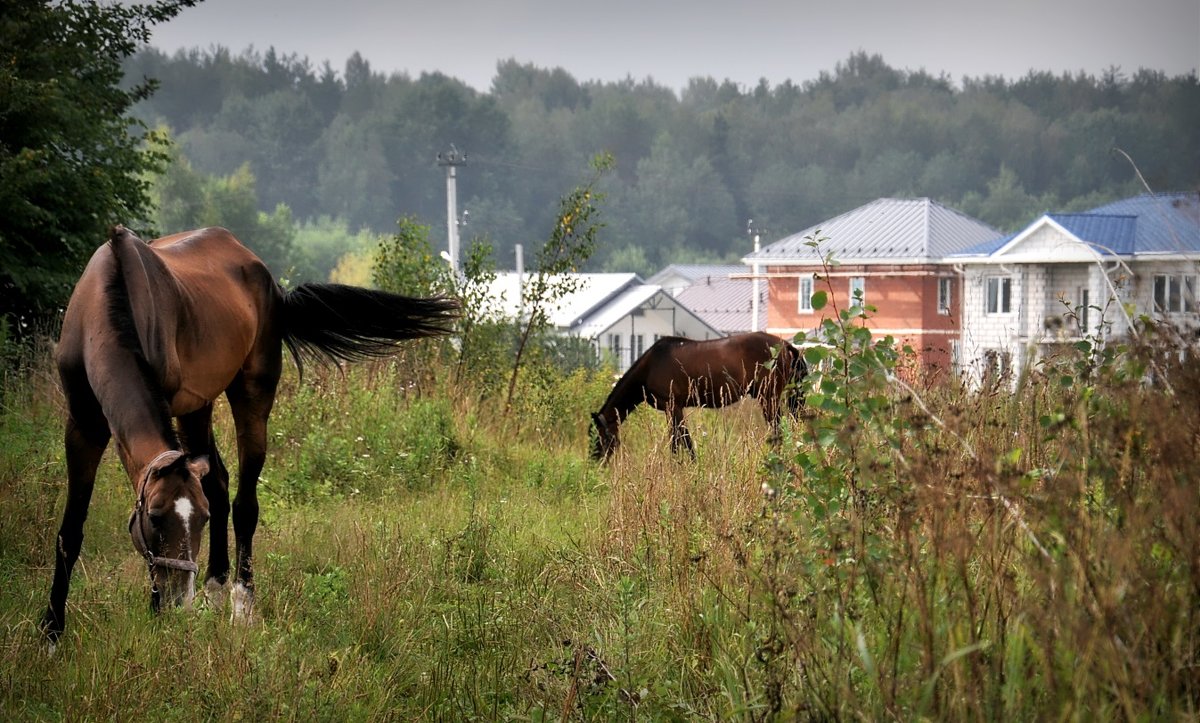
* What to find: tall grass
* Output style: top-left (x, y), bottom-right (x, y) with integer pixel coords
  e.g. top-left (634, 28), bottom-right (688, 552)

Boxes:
top-left (1, 322), bottom-right (1197, 720)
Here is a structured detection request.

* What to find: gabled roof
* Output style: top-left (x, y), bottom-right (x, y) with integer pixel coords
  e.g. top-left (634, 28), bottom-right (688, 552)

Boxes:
top-left (647, 264), bottom-right (746, 286)
top-left (674, 274), bottom-right (765, 335)
top-left (483, 271), bottom-right (722, 340)
top-left (744, 198), bottom-right (1001, 265)
top-left (954, 192), bottom-right (1200, 260)
top-left (573, 285), bottom-right (720, 340)
top-left (485, 272), bottom-right (641, 328)
top-left (573, 283), bottom-right (663, 337)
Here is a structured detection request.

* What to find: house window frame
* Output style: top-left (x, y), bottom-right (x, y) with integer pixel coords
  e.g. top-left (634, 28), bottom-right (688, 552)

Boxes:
top-left (1077, 286), bottom-right (1090, 333)
top-left (849, 276), bottom-right (866, 306)
top-left (1154, 273), bottom-right (1199, 314)
top-left (937, 277), bottom-right (952, 315)
top-left (797, 275), bottom-right (814, 313)
top-left (985, 275), bottom-right (1013, 315)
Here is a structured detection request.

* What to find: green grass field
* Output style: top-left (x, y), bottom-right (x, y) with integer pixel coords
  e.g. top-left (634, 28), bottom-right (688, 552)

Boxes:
top-left (1, 332), bottom-right (1197, 721)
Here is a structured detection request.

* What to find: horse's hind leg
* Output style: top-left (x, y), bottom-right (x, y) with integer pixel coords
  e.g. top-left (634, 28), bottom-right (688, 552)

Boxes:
top-left (177, 405), bottom-right (231, 608)
top-left (225, 367), bottom-right (278, 623)
top-left (42, 408), bottom-right (109, 644)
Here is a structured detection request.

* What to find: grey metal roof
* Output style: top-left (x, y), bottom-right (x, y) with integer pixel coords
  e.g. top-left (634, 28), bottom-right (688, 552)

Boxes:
top-left (647, 264), bottom-right (747, 285)
top-left (673, 275), bottom-right (766, 335)
top-left (744, 197), bottom-right (1001, 265)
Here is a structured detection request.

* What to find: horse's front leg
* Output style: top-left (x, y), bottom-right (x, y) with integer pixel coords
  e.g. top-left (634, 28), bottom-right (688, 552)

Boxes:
top-left (178, 406), bottom-right (231, 609)
top-left (760, 394), bottom-right (783, 446)
top-left (42, 416), bottom-right (108, 645)
top-left (668, 408), bottom-right (696, 459)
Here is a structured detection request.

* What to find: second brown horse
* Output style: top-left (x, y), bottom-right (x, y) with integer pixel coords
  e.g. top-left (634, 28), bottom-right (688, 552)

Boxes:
top-left (590, 332), bottom-right (808, 460)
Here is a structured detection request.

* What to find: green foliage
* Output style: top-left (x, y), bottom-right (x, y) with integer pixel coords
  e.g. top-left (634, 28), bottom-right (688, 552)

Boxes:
top-left (125, 46), bottom-right (1199, 274)
top-left (2, 313), bottom-right (1199, 718)
top-left (0, 0), bottom-right (197, 325)
top-left (145, 141), bottom-right (298, 278)
top-left (505, 153), bottom-right (613, 410)
top-left (290, 216), bottom-right (380, 284)
top-left (371, 215), bottom-right (452, 297)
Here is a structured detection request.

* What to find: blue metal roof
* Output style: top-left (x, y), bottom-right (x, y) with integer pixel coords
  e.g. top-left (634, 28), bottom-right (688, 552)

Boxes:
top-left (1049, 213), bottom-right (1139, 254)
top-left (954, 192), bottom-right (1200, 259)
top-left (1086, 192), bottom-right (1200, 253)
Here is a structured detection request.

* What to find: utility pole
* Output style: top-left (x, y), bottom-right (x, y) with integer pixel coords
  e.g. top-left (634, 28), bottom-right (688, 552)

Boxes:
top-left (436, 145), bottom-right (466, 273)
top-left (748, 219), bottom-right (762, 332)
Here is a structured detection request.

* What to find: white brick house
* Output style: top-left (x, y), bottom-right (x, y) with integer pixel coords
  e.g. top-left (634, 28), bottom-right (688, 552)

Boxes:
top-left (951, 192), bottom-right (1200, 385)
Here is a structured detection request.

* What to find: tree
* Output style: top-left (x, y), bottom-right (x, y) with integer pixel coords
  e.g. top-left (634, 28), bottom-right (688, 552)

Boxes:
top-left (505, 153), bottom-right (613, 412)
top-left (0, 0), bottom-right (198, 326)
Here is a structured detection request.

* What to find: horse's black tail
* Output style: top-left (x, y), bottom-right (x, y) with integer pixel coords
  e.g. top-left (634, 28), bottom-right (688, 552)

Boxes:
top-left (280, 283), bottom-right (460, 373)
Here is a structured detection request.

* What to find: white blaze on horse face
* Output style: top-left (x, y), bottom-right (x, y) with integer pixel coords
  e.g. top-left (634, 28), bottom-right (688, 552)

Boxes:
top-left (172, 497), bottom-right (198, 607)
top-left (173, 497), bottom-right (194, 537)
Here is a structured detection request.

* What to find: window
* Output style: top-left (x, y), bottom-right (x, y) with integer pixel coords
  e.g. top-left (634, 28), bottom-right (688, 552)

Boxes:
top-left (1154, 274), bottom-right (1199, 313)
top-left (608, 333), bottom-right (622, 364)
top-left (1077, 286), bottom-right (1090, 332)
top-left (797, 276), bottom-right (814, 312)
top-left (985, 276), bottom-right (1012, 315)
top-left (937, 277), bottom-right (952, 315)
top-left (849, 277), bottom-right (866, 306)
top-left (634, 334), bottom-right (644, 359)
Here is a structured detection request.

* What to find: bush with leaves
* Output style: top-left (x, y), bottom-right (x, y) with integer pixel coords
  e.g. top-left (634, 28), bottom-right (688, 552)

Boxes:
top-left (722, 236), bottom-right (1200, 718)
top-left (505, 152), bottom-right (614, 412)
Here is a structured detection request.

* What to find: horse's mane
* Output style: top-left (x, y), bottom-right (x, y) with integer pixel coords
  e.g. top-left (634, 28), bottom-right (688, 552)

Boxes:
top-left (104, 247), bottom-right (179, 447)
top-left (598, 336), bottom-right (690, 418)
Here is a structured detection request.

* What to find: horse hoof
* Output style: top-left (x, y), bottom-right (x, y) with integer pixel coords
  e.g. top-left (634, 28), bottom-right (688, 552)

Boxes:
top-left (230, 582), bottom-right (258, 625)
top-left (204, 579), bottom-right (226, 611)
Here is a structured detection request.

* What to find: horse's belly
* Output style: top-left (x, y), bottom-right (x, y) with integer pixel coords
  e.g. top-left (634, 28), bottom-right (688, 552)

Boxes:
top-left (168, 388), bottom-right (216, 416)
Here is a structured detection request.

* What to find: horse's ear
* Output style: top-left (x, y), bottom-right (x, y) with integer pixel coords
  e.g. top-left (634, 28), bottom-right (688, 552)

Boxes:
top-left (188, 455), bottom-right (210, 480)
top-left (148, 450), bottom-right (186, 480)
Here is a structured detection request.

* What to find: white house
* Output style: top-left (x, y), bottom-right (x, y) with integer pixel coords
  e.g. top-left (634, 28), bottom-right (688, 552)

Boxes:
top-left (951, 192), bottom-right (1200, 384)
top-left (485, 272), bottom-right (722, 370)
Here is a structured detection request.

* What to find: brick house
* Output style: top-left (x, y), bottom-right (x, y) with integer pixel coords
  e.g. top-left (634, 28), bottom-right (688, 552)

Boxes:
top-left (742, 198), bottom-right (1000, 375)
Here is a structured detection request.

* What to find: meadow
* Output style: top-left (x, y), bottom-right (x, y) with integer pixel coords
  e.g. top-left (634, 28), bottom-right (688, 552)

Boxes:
top-left (1, 322), bottom-right (1197, 721)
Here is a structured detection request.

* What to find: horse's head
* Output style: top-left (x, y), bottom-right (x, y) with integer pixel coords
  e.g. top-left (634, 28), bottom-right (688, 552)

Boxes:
top-left (129, 451), bottom-right (210, 611)
top-left (590, 411), bottom-right (619, 461)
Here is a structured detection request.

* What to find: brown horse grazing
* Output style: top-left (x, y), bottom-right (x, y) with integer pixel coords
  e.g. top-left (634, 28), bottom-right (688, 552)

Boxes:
top-left (589, 331), bottom-right (808, 461)
top-left (42, 226), bottom-right (458, 643)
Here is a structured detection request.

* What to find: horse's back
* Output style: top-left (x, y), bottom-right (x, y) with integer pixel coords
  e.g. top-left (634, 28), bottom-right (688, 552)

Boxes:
top-left (652, 332), bottom-right (786, 407)
top-left (59, 227), bottom-right (281, 417)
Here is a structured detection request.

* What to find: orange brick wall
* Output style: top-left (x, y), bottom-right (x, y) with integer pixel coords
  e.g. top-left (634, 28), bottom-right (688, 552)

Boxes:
top-left (766, 264), bottom-right (960, 377)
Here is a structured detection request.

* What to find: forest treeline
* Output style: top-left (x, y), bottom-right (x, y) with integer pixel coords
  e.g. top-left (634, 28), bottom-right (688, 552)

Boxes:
top-left (126, 47), bottom-right (1200, 278)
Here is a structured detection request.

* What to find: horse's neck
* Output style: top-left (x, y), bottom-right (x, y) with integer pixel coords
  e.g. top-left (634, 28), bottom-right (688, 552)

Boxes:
top-left (602, 370), bottom-right (648, 422)
top-left (86, 338), bottom-right (178, 471)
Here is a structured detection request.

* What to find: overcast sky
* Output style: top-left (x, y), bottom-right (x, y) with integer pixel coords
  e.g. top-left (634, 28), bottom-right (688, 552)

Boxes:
top-left (148, 0), bottom-right (1199, 92)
